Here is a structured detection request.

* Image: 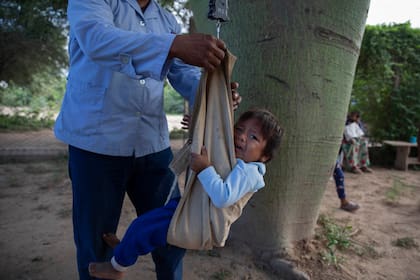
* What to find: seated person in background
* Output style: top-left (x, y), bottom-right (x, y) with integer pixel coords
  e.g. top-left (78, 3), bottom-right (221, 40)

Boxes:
top-left (342, 111), bottom-right (373, 174)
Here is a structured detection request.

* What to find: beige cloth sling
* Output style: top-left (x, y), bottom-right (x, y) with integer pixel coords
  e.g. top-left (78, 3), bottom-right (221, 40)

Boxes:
top-left (167, 51), bottom-right (254, 250)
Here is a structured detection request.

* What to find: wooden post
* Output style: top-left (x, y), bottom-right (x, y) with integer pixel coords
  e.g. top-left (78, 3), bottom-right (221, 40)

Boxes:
top-left (395, 146), bottom-right (411, 171)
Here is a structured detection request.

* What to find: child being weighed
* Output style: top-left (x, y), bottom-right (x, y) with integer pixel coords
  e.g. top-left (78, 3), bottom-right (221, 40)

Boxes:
top-left (89, 108), bottom-right (284, 279)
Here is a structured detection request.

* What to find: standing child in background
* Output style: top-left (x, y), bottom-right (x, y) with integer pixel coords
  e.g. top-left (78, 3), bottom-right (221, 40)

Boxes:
top-left (88, 108), bottom-right (284, 279)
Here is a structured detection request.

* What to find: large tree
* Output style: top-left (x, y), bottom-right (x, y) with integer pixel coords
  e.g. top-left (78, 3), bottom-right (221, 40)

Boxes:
top-left (190, 0), bottom-right (370, 272)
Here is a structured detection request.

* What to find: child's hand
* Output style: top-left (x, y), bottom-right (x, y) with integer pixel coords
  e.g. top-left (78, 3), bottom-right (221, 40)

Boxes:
top-left (181, 114), bottom-right (190, 130)
top-left (190, 146), bottom-right (211, 173)
top-left (231, 82), bottom-right (242, 110)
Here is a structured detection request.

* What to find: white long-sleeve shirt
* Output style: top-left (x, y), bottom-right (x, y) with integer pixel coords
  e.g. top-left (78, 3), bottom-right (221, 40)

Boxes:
top-left (197, 159), bottom-right (266, 208)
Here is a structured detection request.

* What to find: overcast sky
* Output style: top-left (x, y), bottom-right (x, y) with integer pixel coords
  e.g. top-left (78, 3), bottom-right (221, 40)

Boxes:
top-left (366, 0), bottom-right (420, 27)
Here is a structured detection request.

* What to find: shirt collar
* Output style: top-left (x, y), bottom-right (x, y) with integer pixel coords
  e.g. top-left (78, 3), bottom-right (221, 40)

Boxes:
top-left (122, 0), bottom-right (159, 19)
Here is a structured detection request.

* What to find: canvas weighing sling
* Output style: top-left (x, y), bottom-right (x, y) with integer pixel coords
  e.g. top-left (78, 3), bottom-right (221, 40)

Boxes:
top-left (167, 51), bottom-right (254, 250)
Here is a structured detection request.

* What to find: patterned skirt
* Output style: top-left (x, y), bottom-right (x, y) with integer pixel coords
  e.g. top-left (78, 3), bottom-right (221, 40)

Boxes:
top-left (341, 138), bottom-right (370, 170)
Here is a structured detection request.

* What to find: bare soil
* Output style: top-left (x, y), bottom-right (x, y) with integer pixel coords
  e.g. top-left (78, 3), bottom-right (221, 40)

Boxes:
top-left (0, 143), bottom-right (419, 279)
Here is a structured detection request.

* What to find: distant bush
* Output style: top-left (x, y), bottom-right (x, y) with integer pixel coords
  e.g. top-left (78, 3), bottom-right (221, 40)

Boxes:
top-left (0, 115), bottom-right (54, 131)
top-left (0, 73), bottom-right (66, 113)
top-left (169, 128), bottom-right (187, 139)
top-left (0, 71), bottom-right (66, 130)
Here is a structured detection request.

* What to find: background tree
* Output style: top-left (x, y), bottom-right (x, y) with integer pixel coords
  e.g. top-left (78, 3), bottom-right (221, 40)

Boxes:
top-left (0, 0), bottom-right (68, 121)
top-left (0, 0), bottom-right (68, 86)
top-left (350, 23), bottom-right (420, 141)
top-left (189, 0), bottom-right (370, 272)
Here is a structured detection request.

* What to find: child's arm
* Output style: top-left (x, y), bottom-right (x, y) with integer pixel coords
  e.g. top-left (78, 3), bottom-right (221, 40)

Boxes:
top-left (191, 146), bottom-right (265, 208)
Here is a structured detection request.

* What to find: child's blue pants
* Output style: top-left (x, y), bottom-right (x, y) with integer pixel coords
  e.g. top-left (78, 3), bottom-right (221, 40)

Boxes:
top-left (333, 161), bottom-right (346, 199)
top-left (114, 198), bottom-right (179, 268)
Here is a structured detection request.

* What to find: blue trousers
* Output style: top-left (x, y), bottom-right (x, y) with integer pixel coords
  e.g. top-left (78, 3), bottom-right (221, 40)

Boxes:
top-left (68, 145), bottom-right (185, 280)
top-left (333, 161), bottom-right (346, 199)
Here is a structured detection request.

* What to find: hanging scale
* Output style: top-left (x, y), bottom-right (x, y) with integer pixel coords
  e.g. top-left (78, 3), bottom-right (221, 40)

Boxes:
top-left (208, 0), bottom-right (229, 38)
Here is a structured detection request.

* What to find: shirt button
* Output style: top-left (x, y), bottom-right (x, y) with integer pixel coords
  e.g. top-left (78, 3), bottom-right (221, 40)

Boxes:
top-left (139, 79), bottom-right (146, 85)
top-left (140, 20), bottom-right (145, 26)
top-left (120, 56), bottom-right (129, 64)
top-left (136, 112), bottom-right (141, 117)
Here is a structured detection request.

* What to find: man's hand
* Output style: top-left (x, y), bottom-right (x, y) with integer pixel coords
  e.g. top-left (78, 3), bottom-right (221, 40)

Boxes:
top-left (190, 146), bottom-right (211, 173)
top-left (169, 34), bottom-right (226, 72)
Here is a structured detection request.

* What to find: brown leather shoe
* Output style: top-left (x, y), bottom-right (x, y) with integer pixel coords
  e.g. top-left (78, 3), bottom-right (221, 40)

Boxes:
top-left (341, 201), bottom-right (360, 212)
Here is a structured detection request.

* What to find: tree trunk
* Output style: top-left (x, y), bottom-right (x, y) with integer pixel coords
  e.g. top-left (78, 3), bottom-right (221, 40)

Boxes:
top-left (190, 0), bottom-right (369, 254)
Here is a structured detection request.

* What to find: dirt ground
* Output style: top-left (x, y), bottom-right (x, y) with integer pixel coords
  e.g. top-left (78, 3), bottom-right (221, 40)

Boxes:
top-left (0, 143), bottom-right (419, 279)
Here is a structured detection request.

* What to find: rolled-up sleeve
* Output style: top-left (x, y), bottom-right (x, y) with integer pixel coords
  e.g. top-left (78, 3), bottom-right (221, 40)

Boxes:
top-left (167, 59), bottom-right (201, 106)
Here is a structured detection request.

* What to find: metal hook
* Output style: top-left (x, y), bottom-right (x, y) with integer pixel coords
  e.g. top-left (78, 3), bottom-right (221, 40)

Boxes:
top-left (216, 20), bottom-right (221, 39)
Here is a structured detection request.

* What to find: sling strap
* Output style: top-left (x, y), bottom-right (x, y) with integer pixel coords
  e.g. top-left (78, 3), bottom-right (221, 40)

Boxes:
top-left (167, 51), bottom-right (254, 250)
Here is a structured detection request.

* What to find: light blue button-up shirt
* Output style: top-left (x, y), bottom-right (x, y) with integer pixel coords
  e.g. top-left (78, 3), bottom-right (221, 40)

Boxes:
top-left (54, 0), bottom-right (201, 157)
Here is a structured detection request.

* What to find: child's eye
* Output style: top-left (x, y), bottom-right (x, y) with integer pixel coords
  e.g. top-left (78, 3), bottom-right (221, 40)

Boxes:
top-left (250, 134), bottom-right (259, 141)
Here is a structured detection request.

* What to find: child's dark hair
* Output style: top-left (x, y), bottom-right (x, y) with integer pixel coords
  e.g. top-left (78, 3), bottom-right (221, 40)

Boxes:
top-left (235, 108), bottom-right (284, 162)
top-left (348, 111), bottom-right (360, 121)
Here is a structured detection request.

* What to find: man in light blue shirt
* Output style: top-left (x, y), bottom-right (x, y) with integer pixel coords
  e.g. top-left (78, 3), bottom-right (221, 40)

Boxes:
top-left (54, 1), bottom-right (239, 279)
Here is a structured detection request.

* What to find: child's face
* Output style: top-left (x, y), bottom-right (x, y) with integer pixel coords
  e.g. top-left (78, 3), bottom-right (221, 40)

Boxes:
top-left (234, 118), bottom-right (269, 163)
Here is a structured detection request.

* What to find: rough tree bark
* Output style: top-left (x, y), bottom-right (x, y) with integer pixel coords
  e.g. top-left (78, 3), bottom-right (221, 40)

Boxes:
top-left (189, 0), bottom-right (370, 272)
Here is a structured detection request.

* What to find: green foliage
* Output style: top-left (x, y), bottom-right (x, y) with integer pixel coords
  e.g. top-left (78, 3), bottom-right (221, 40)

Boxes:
top-left (0, 72), bottom-right (65, 130)
top-left (0, 114), bottom-right (54, 131)
top-left (0, 0), bottom-right (68, 86)
top-left (0, 73), bottom-right (66, 110)
top-left (392, 237), bottom-right (418, 249)
top-left (0, 84), bottom-right (32, 106)
top-left (0, 73), bottom-right (66, 108)
top-left (318, 215), bottom-right (352, 250)
top-left (164, 83), bottom-right (186, 114)
top-left (169, 128), bottom-right (187, 139)
top-left (351, 23), bottom-right (420, 141)
top-left (317, 214), bottom-right (352, 267)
